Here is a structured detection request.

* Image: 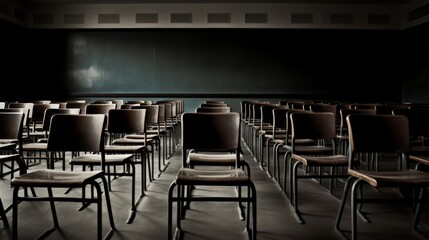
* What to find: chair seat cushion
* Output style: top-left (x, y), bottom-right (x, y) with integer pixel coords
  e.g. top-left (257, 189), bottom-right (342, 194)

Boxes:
top-left (175, 168), bottom-right (249, 185)
top-left (11, 169), bottom-right (103, 188)
top-left (349, 169), bottom-right (429, 187)
top-left (70, 154), bottom-right (133, 166)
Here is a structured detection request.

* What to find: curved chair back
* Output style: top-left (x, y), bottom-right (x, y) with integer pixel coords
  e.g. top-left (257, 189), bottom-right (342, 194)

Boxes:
top-left (290, 112), bottom-right (335, 141)
top-left (47, 114), bottom-right (107, 173)
top-left (195, 107), bottom-right (230, 113)
top-left (131, 105), bottom-right (159, 125)
top-left (41, 108), bottom-right (81, 132)
top-left (107, 109), bottom-right (146, 135)
top-left (181, 112), bottom-right (240, 154)
top-left (0, 112), bottom-right (24, 141)
top-left (338, 108), bottom-right (376, 136)
top-left (200, 103), bottom-right (228, 107)
top-left (393, 108), bottom-right (429, 139)
top-left (85, 104), bottom-right (116, 116)
top-left (47, 114), bottom-right (106, 153)
top-left (8, 103), bottom-right (34, 119)
top-left (31, 103), bottom-right (60, 126)
top-left (310, 103), bottom-right (338, 119)
top-left (0, 108), bottom-right (29, 129)
top-left (66, 102), bottom-right (88, 114)
top-left (347, 114), bottom-right (410, 154)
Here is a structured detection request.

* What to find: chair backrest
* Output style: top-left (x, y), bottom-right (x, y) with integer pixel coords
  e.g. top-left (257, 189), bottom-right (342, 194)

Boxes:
top-left (92, 100), bottom-right (113, 104)
top-left (33, 100), bottom-right (51, 104)
top-left (111, 99), bottom-right (124, 109)
top-left (126, 100), bottom-right (146, 104)
top-left (131, 105), bottom-right (159, 125)
top-left (66, 102), bottom-right (88, 114)
top-left (85, 104), bottom-right (117, 116)
top-left (352, 103), bottom-right (380, 110)
top-left (8, 102), bottom-right (34, 119)
top-left (107, 109), bottom-right (146, 135)
top-left (121, 103), bottom-right (139, 109)
top-left (195, 107), bottom-right (230, 113)
top-left (31, 103), bottom-right (61, 125)
top-left (252, 102), bottom-right (270, 124)
top-left (205, 100), bottom-right (225, 104)
top-left (47, 114), bottom-right (106, 154)
top-left (284, 109), bottom-right (310, 141)
top-left (288, 101), bottom-right (305, 110)
top-left (41, 108), bottom-right (81, 132)
top-left (272, 106), bottom-right (291, 131)
top-left (310, 103), bottom-right (338, 119)
top-left (339, 109), bottom-right (376, 136)
top-left (181, 112), bottom-right (240, 158)
top-left (392, 108), bottom-right (429, 138)
top-left (290, 112), bottom-right (336, 142)
top-left (0, 112), bottom-right (24, 141)
top-left (157, 104), bottom-right (166, 125)
top-left (240, 100), bottom-right (259, 122)
top-left (260, 104), bottom-right (280, 128)
top-left (347, 114), bottom-right (410, 154)
top-left (0, 108), bottom-right (30, 128)
top-left (200, 103), bottom-right (228, 108)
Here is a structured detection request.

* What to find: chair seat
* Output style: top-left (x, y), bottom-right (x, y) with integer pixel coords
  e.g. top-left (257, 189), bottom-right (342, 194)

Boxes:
top-left (187, 152), bottom-right (244, 166)
top-left (70, 154), bottom-right (133, 166)
top-left (0, 143), bottom-right (17, 150)
top-left (349, 169), bottom-right (429, 187)
top-left (292, 154), bottom-right (348, 166)
top-left (124, 134), bottom-right (159, 139)
top-left (293, 145), bottom-right (333, 155)
top-left (105, 145), bottom-right (146, 153)
top-left (0, 139), bottom-right (18, 145)
top-left (21, 142), bottom-right (48, 151)
top-left (175, 168), bottom-right (249, 185)
top-left (11, 169), bottom-right (103, 188)
top-left (112, 138), bottom-right (152, 145)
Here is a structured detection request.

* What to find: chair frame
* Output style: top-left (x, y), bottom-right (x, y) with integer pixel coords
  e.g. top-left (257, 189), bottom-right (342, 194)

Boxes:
top-left (287, 112), bottom-right (349, 224)
top-left (335, 114), bottom-right (429, 240)
top-left (11, 114), bottom-right (115, 240)
top-left (167, 112), bottom-right (257, 240)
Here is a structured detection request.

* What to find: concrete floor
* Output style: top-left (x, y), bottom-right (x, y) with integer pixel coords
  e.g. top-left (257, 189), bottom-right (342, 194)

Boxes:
top-left (1, 140), bottom-right (429, 240)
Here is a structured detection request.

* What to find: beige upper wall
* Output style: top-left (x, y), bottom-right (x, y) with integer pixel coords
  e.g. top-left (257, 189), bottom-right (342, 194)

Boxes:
top-left (1, 0), bottom-right (428, 29)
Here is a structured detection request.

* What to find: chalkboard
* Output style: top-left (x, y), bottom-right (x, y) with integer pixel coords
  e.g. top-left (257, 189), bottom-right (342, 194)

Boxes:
top-left (65, 29), bottom-right (404, 100)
